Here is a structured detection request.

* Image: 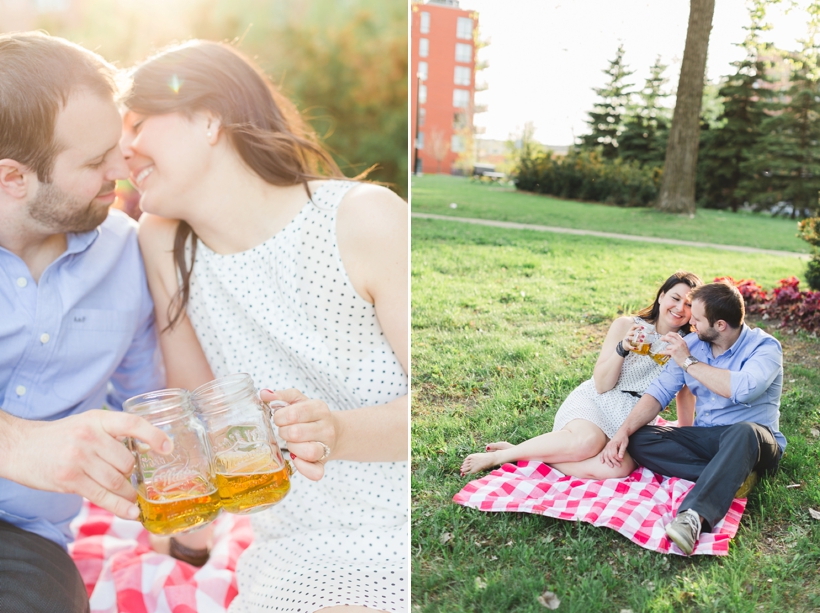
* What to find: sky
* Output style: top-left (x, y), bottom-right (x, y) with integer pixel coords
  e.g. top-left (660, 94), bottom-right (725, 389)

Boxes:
top-left (464, 0), bottom-right (815, 146)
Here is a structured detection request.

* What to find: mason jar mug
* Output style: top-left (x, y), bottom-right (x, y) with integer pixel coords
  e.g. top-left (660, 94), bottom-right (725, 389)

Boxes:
top-left (191, 374), bottom-right (292, 514)
top-left (123, 389), bottom-right (221, 535)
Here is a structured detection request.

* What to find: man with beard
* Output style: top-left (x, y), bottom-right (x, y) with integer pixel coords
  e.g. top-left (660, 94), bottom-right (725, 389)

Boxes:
top-left (0, 33), bottom-right (171, 612)
top-left (601, 281), bottom-right (784, 555)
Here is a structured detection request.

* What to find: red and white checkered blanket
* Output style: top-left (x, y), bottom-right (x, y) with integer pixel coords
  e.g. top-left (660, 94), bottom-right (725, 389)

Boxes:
top-left (453, 461), bottom-right (747, 556)
top-left (69, 501), bottom-right (253, 612)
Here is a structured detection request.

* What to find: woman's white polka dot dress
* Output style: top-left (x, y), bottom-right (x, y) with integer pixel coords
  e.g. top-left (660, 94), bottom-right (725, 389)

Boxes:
top-left (551, 317), bottom-right (666, 438)
top-left (185, 180), bottom-right (408, 613)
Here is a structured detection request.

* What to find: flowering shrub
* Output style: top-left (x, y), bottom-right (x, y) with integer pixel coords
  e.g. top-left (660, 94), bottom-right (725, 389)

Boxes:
top-left (718, 276), bottom-right (820, 334)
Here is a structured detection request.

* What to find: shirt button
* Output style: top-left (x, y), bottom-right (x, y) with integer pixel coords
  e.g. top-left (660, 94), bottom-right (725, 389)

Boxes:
top-left (40, 333), bottom-right (50, 344)
top-left (16, 277), bottom-right (27, 288)
top-left (16, 385), bottom-right (26, 396)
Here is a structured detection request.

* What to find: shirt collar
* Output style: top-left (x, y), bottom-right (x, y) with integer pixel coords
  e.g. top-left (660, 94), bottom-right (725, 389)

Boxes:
top-left (65, 226), bottom-right (101, 256)
top-left (0, 226), bottom-right (100, 262)
top-left (712, 323), bottom-right (748, 359)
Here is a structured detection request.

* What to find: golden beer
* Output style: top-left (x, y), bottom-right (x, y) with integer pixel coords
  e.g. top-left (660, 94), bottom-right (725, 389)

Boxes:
top-left (214, 446), bottom-right (291, 514)
top-left (650, 352), bottom-right (670, 365)
top-left (631, 342), bottom-right (652, 355)
top-left (215, 467), bottom-right (291, 514)
top-left (136, 481), bottom-right (221, 535)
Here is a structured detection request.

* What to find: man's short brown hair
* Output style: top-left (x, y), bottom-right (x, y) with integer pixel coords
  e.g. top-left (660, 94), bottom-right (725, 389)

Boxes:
top-left (690, 281), bottom-right (745, 329)
top-left (0, 32), bottom-right (117, 182)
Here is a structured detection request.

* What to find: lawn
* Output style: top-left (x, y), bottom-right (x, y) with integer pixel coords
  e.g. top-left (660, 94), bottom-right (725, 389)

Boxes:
top-left (410, 175), bottom-right (809, 254)
top-left (411, 217), bottom-right (820, 612)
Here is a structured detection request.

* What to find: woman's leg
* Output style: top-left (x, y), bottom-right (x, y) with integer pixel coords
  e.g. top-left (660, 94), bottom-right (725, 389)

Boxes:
top-left (551, 448), bottom-right (637, 480)
top-left (460, 419), bottom-right (608, 475)
top-left (485, 441), bottom-right (513, 451)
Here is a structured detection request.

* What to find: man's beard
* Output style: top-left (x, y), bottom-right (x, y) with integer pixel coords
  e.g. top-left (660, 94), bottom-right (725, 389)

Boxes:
top-left (27, 180), bottom-right (114, 233)
top-left (696, 326), bottom-right (719, 343)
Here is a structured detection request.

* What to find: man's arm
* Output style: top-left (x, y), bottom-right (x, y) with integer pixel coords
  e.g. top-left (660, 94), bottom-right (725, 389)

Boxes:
top-left (661, 332), bottom-right (781, 402)
top-left (0, 407), bottom-right (171, 520)
top-left (601, 394), bottom-right (663, 467)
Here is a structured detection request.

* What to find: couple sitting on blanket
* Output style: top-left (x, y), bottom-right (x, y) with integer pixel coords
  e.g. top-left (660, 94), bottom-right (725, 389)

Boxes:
top-left (461, 272), bottom-right (784, 555)
top-left (0, 33), bottom-right (407, 613)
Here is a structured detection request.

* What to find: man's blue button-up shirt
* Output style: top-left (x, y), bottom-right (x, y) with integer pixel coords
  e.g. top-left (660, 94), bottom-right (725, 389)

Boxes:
top-left (644, 324), bottom-right (785, 451)
top-left (0, 210), bottom-right (164, 549)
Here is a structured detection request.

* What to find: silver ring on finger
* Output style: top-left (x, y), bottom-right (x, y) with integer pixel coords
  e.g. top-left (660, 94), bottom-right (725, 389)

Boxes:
top-left (316, 441), bottom-right (331, 463)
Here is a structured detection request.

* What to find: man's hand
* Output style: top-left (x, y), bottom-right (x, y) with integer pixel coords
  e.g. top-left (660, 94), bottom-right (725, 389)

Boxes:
top-left (659, 332), bottom-right (691, 367)
top-left (2, 410), bottom-right (172, 520)
top-left (262, 388), bottom-right (339, 482)
top-left (601, 429), bottom-right (630, 468)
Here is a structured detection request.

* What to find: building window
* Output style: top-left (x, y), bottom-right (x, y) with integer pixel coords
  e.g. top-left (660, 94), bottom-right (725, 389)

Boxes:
top-left (455, 43), bottom-right (472, 63)
top-left (453, 89), bottom-right (471, 109)
top-left (452, 134), bottom-right (465, 153)
top-left (457, 17), bottom-right (473, 40)
top-left (454, 66), bottom-right (471, 86)
top-left (419, 108), bottom-right (426, 128)
top-left (419, 38), bottom-right (429, 58)
top-left (453, 111), bottom-right (467, 129)
top-left (418, 61), bottom-right (428, 80)
top-left (417, 132), bottom-right (424, 150)
top-left (420, 11), bottom-right (431, 34)
top-left (419, 84), bottom-right (427, 104)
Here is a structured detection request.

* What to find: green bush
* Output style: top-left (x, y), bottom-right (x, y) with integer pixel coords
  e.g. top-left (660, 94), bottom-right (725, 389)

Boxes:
top-left (797, 218), bottom-right (820, 290)
top-left (514, 148), bottom-right (662, 207)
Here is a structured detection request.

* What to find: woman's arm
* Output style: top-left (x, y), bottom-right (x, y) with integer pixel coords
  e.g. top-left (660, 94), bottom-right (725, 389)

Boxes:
top-left (591, 316), bottom-right (641, 394)
top-left (673, 384), bottom-right (695, 427)
top-left (269, 183), bottom-right (408, 480)
top-left (137, 214), bottom-right (214, 391)
top-left (138, 214), bottom-right (216, 556)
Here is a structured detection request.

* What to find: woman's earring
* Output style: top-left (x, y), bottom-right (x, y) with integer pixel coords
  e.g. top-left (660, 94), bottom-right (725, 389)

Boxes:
top-left (207, 131), bottom-right (212, 138)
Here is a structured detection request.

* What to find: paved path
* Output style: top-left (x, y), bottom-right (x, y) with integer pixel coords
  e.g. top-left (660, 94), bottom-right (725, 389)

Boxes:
top-left (411, 213), bottom-right (809, 260)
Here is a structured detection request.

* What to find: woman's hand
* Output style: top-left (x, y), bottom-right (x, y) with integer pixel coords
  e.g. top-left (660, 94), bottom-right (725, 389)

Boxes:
top-left (261, 388), bottom-right (339, 481)
top-left (623, 322), bottom-right (647, 351)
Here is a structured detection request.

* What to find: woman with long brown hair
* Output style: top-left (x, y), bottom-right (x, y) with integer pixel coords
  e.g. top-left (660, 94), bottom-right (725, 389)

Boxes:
top-left (120, 40), bottom-right (407, 613)
top-left (461, 271), bottom-right (701, 480)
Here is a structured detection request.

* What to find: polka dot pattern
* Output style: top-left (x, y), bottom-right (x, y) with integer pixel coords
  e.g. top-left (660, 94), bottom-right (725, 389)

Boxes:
top-left (552, 317), bottom-right (666, 438)
top-left (185, 181), bottom-right (408, 612)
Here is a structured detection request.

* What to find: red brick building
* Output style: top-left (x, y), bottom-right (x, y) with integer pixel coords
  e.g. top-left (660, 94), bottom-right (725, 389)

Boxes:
top-left (411, 0), bottom-right (478, 174)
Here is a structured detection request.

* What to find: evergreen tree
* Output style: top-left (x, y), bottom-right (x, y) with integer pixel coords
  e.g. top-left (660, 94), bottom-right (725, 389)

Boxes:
top-left (740, 46), bottom-right (820, 218)
top-left (697, 16), bottom-right (775, 211)
top-left (618, 56), bottom-right (671, 166)
top-left (579, 44), bottom-right (634, 159)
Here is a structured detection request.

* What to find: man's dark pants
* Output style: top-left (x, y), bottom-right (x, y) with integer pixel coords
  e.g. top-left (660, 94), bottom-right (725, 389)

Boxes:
top-left (628, 421), bottom-right (781, 532)
top-left (0, 520), bottom-right (89, 613)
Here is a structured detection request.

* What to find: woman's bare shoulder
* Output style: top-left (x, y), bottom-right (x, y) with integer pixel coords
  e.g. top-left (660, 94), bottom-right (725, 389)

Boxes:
top-left (138, 213), bottom-right (180, 252)
top-left (608, 315), bottom-right (636, 336)
top-left (337, 183), bottom-right (407, 244)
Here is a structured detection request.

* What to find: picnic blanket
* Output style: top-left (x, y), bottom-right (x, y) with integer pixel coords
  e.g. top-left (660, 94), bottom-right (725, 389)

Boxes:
top-left (453, 461), bottom-right (747, 556)
top-left (69, 501), bottom-right (253, 612)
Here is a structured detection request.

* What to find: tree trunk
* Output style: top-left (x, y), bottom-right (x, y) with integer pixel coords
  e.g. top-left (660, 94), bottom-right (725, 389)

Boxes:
top-left (656, 0), bottom-right (715, 215)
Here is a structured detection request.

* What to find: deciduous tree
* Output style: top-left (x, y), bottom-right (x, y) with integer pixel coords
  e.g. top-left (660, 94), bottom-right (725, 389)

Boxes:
top-left (656, 0), bottom-right (716, 215)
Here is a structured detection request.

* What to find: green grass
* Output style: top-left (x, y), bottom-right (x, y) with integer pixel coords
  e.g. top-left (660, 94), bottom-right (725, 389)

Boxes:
top-left (411, 175), bottom-right (809, 254)
top-left (411, 217), bottom-right (820, 612)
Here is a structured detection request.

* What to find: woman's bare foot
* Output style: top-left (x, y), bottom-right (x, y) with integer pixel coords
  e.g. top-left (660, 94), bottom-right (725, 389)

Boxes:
top-left (460, 451), bottom-right (501, 476)
top-left (485, 441), bottom-right (513, 452)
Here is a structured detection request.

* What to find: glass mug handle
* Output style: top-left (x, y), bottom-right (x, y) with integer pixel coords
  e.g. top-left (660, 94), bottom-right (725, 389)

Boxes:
top-left (266, 399), bottom-right (294, 476)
